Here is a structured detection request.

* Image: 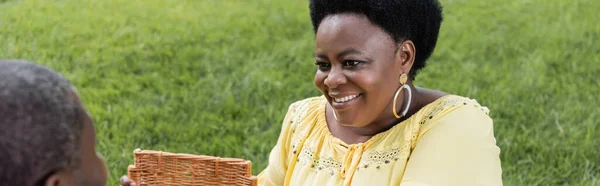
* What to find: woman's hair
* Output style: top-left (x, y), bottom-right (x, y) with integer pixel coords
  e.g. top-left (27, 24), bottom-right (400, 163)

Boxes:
top-left (309, 0), bottom-right (444, 79)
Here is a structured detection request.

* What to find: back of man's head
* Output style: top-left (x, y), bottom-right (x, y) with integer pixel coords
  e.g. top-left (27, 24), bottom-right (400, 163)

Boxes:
top-left (0, 60), bottom-right (101, 185)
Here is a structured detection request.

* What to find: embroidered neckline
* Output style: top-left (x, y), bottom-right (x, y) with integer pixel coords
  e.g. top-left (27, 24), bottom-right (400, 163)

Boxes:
top-left (288, 94), bottom-right (491, 181)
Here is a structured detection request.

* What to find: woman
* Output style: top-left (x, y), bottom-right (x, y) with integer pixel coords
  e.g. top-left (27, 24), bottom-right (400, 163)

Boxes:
top-left (121, 0), bottom-right (503, 185)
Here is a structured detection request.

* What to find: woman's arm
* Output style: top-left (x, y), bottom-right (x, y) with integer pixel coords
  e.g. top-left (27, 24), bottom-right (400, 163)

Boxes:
top-left (401, 106), bottom-right (503, 186)
top-left (257, 103), bottom-right (297, 186)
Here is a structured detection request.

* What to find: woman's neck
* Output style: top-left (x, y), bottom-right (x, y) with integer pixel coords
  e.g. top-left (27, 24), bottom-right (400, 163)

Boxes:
top-left (326, 86), bottom-right (446, 145)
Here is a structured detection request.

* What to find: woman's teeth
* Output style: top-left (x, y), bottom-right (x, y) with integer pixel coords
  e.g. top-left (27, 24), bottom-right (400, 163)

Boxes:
top-left (334, 94), bottom-right (360, 103)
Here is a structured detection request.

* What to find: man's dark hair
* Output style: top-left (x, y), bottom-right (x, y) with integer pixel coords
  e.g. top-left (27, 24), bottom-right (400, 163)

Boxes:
top-left (309, 0), bottom-right (444, 79)
top-left (0, 60), bottom-right (84, 185)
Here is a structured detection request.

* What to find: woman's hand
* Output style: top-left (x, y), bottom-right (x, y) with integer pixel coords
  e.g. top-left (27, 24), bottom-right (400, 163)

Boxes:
top-left (120, 176), bottom-right (136, 186)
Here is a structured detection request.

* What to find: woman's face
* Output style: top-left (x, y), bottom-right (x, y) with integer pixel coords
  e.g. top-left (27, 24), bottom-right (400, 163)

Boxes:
top-left (314, 13), bottom-right (406, 127)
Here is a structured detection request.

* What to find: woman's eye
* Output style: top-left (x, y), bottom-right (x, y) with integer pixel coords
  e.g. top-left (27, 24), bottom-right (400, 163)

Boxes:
top-left (315, 62), bottom-right (331, 71)
top-left (343, 60), bottom-right (362, 68)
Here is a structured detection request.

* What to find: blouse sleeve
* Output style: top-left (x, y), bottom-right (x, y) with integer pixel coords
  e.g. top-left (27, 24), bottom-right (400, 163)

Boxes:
top-left (257, 103), bottom-right (297, 186)
top-left (400, 106), bottom-right (503, 186)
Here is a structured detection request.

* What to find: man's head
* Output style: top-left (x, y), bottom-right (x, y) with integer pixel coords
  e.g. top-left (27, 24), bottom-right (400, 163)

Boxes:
top-left (0, 60), bottom-right (108, 186)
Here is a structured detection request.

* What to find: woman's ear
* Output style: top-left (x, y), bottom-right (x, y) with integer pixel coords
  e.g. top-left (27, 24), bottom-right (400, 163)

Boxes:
top-left (44, 170), bottom-right (74, 186)
top-left (395, 40), bottom-right (416, 73)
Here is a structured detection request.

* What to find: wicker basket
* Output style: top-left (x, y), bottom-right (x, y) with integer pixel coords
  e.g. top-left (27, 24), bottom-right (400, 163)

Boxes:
top-left (127, 149), bottom-right (257, 186)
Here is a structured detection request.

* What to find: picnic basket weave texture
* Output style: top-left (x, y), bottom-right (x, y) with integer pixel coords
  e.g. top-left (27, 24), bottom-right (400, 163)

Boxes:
top-left (127, 149), bottom-right (257, 186)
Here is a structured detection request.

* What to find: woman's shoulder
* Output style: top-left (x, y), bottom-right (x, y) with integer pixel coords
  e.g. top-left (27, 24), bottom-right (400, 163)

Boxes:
top-left (278, 96), bottom-right (327, 139)
top-left (414, 87), bottom-right (490, 117)
top-left (418, 94), bottom-right (493, 133)
top-left (432, 94), bottom-right (490, 115)
top-left (286, 95), bottom-right (327, 113)
top-left (281, 95), bottom-right (326, 122)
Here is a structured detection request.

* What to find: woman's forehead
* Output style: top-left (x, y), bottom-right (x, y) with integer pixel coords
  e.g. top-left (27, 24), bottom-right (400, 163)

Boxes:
top-left (318, 13), bottom-right (374, 34)
top-left (316, 14), bottom-right (395, 54)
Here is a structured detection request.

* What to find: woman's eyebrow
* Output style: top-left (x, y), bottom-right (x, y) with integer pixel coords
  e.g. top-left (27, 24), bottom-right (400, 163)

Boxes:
top-left (314, 48), bottom-right (363, 59)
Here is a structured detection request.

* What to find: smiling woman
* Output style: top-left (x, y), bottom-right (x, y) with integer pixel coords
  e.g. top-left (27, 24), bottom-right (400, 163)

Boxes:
top-left (108, 0), bottom-right (504, 185)
top-left (256, 0), bottom-right (503, 185)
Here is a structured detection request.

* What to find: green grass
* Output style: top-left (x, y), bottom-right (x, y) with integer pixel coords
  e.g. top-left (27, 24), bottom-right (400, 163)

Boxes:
top-left (1, 0), bottom-right (598, 185)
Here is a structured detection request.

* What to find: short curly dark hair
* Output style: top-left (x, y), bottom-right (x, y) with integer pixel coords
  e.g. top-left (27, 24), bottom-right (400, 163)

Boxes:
top-left (0, 60), bottom-right (84, 186)
top-left (309, 0), bottom-right (443, 79)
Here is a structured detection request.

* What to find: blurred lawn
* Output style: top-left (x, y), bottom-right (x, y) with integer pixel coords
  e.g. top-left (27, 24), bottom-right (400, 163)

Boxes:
top-left (1, 0), bottom-right (599, 185)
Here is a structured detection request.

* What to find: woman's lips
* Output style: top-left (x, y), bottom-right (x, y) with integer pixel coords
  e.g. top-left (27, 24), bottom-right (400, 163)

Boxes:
top-left (330, 93), bottom-right (362, 110)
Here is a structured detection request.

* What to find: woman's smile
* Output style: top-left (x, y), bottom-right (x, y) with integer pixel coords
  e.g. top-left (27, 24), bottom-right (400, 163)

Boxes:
top-left (330, 93), bottom-right (363, 110)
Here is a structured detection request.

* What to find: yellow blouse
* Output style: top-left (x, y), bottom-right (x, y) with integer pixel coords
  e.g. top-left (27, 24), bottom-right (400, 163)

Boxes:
top-left (257, 95), bottom-right (503, 186)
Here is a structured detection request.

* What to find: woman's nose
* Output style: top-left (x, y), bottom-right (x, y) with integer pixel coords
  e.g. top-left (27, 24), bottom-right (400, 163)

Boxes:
top-left (323, 67), bottom-right (347, 88)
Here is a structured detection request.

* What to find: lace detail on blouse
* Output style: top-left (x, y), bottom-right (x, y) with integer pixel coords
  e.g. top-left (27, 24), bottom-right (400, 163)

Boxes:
top-left (357, 143), bottom-right (409, 171)
top-left (297, 146), bottom-right (343, 175)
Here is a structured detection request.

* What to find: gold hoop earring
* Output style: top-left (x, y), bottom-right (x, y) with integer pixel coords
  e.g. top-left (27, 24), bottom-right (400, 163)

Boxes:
top-left (393, 73), bottom-right (412, 119)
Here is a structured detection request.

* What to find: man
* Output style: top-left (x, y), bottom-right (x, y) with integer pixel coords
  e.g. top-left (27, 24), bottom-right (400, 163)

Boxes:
top-left (0, 60), bottom-right (108, 186)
